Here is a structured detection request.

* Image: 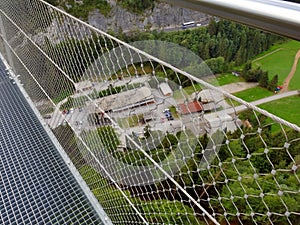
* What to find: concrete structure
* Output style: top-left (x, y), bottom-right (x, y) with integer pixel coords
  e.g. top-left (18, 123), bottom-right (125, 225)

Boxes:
top-left (75, 80), bottom-right (93, 93)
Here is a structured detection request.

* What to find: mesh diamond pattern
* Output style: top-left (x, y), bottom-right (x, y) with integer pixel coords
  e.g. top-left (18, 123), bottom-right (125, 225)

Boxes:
top-left (0, 0), bottom-right (299, 224)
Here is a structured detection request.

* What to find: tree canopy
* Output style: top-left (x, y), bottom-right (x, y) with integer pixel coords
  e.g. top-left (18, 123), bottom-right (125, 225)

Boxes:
top-left (117, 0), bottom-right (155, 13)
top-left (124, 20), bottom-right (284, 72)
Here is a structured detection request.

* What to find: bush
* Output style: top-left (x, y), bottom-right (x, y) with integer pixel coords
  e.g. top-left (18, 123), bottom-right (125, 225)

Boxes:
top-left (65, 0), bottom-right (111, 20)
top-left (118, 0), bottom-right (155, 13)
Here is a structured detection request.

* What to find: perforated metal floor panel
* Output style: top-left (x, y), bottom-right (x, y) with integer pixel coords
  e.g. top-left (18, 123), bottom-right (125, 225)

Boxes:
top-left (0, 61), bottom-right (103, 224)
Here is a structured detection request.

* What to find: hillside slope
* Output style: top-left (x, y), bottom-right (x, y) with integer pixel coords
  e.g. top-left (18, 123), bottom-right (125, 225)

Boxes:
top-left (49, 0), bottom-right (210, 33)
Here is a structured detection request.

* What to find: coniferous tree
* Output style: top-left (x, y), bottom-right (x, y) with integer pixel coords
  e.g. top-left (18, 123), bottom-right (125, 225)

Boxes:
top-left (268, 74), bottom-right (279, 91)
top-left (242, 61), bottom-right (252, 79)
top-left (208, 19), bottom-right (217, 36)
top-left (259, 71), bottom-right (269, 88)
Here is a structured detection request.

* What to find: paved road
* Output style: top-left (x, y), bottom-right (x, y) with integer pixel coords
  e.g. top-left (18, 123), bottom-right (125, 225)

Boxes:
top-left (162, 18), bottom-right (211, 32)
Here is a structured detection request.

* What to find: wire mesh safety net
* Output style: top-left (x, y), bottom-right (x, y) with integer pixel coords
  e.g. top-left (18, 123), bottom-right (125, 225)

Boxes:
top-left (0, 0), bottom-right (299, 224)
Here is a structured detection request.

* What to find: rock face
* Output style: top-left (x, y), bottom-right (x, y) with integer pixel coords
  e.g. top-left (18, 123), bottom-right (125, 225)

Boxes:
top-left (88, 1), bottom-right (210, 33)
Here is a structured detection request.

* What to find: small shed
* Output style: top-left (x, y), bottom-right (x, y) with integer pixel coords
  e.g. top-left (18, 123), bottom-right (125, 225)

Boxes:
top-left (197, 89), bottom-right (223, 103)
top-left (159, 82), bottom-right (173, 96)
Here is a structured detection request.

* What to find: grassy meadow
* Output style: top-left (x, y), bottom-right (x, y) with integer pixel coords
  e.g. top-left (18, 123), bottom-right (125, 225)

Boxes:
top-left (289, 58), bottom-right (300, 90)
top-left (252, 40), bottom-right (300, 90)
top-left (234, 86), bottom-right (273, 102)
top-left (259, 95), bottom-right (300, 127)
top-left (229, 40), bottom-right (300, 127)
top-left (208, 73), bottom-right (243, 86)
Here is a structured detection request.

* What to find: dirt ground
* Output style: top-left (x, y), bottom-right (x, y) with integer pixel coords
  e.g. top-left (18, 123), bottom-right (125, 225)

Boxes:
top-left (281, 49), bottom-right (300, 92)
top-left (220, 82), bottom-right (258, 93)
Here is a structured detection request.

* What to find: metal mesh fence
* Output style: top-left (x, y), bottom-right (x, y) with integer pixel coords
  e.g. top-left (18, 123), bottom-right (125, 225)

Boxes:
top-left (0, 0), bottom-right (299, 224)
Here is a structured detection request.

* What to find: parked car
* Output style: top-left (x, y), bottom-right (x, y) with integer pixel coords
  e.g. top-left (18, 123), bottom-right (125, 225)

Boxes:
top-left (164, 109), bottom-right (174, 120)
top-left (43, 114), bottom-right (52, 119)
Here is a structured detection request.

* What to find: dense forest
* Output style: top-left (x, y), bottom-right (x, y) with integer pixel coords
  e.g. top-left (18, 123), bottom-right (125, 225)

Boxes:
top-left (123, 19), bottom-right (284, 72)
top-left (116, 0), bottom-right (155, 13)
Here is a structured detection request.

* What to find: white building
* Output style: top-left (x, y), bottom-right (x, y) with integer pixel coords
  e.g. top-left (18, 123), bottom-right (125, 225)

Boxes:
top-left (204, 112), bottom-right (240, 134)
top-left (197, 89), bottom-right (223, 103)
top-left (159, 82), bottom-right (173, 96)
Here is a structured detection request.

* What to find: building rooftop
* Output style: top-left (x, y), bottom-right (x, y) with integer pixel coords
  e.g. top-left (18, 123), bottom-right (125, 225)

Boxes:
top-left (92, 86), bottom-right (155, 112)
top-left (204, 112), bottom-right (240, 134)
top-left (178, 100), bottom-right (203, 114)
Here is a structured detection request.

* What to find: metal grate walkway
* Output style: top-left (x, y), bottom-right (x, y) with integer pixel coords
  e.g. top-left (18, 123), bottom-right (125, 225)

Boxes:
top-left (0, 59), bottom-right (104, 225)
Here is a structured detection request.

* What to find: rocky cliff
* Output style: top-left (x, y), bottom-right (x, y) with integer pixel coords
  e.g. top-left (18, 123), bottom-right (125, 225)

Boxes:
top-left (88, 1), bottom-right (210, 33)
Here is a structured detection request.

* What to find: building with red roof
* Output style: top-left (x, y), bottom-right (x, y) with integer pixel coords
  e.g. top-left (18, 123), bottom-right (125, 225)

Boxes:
top-left (178, 100), bottom-right (203, 115)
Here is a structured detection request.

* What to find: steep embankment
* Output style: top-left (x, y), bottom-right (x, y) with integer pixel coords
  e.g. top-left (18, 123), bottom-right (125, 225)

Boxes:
top-left (88, 1), bottom-right (209, 33)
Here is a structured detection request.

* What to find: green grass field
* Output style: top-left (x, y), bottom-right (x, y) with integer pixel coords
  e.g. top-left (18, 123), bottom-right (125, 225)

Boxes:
top-left (232, 41), bottom-right (300, 129)
top-left (173, 83), bottom-right (202, 100)
top-left (207, 73), bottom-right (243, 86)
top-left (252, 40), bottom-right (300, 89)
top-left (259, 95), bottom-right (300, 127)
top-left (234, 86), bottom-right (273, 102)
top-left (289, 59), bottom-right (300, 90)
